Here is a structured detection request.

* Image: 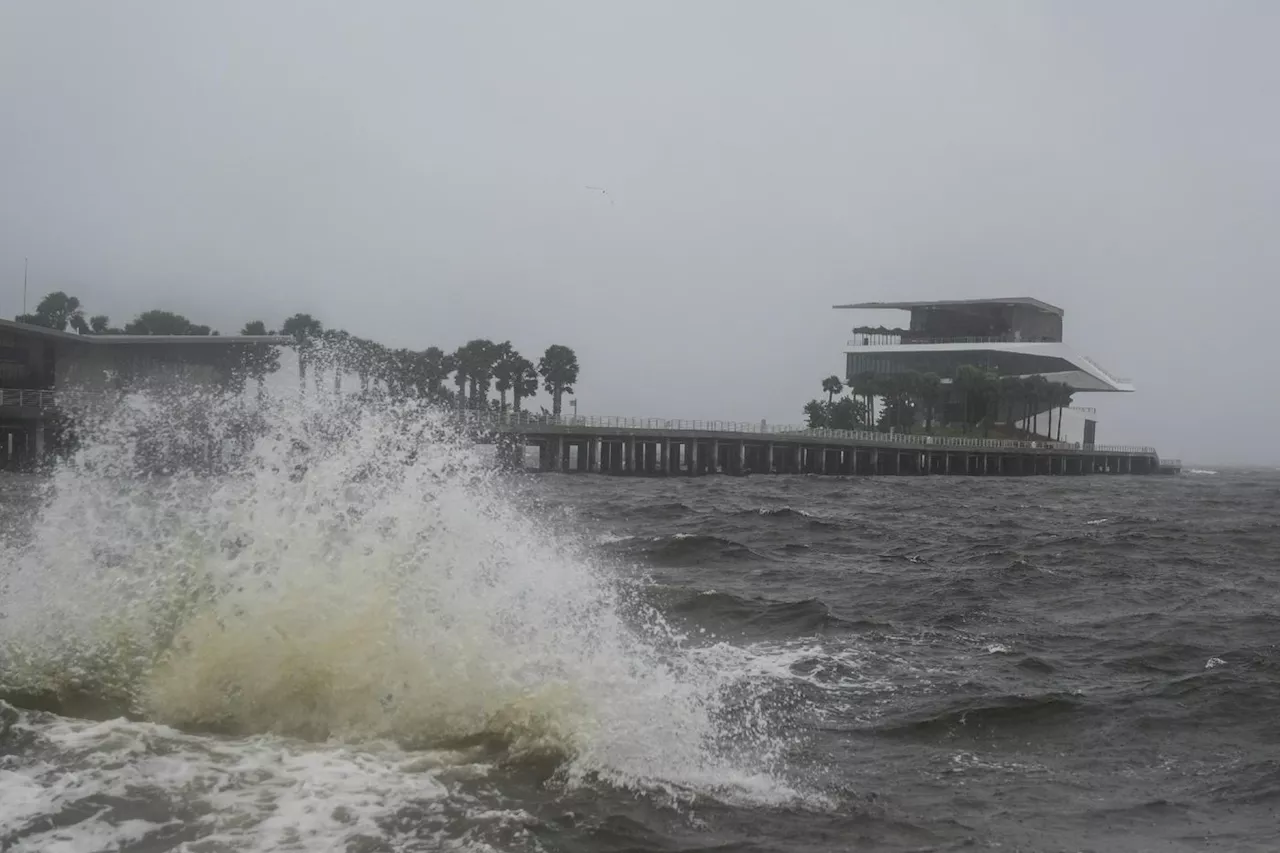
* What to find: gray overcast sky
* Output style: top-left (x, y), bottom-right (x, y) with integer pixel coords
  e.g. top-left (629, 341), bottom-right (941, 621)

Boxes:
top-left (2, 2), bottom-right (1277, 463)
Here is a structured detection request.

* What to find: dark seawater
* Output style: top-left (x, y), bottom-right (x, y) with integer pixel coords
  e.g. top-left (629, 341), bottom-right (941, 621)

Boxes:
top-left (546, 468), bottom-right (1280, 852)
top-left (4, 464), bottom-right (1280, 852)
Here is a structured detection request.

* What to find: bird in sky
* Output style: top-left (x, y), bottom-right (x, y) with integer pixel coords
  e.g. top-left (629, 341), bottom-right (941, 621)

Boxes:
top-left (585, 185), bottom-right (614, 205)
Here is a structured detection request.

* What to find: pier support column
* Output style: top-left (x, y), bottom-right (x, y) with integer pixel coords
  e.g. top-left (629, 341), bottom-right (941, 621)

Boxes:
top-left (737, 442), bottom-right (747, 475)
top-left (589, 438), bottom-right (601, 473)
top-left (688, 441), bottom-right (700, 476)
top-left (870, 449), bottom-right (879, 475)
top-left (625, 437), bottom-right (636, 474)
top-left (710, 439), bottom-right (720, 474)
top-left (765, 443), bottom-right (774, 474)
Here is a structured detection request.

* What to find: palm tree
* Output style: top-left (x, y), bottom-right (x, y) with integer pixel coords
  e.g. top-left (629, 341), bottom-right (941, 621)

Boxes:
top-left (451, 345), bottom-right (469, 409)
top-left (954, 365), bottom-right (988, 433)
top-left (1054, 382), bottom-right (1074, 442)
top-left (281, 313), bottom-right (323, 392)
top-left (919, 372), bottom-right (942, 432)
top-left (17, 291), bottom-right (86, 332)
top-left (125, 310), bottom-right (213, 335)
top-left (998, 376), bottom-right (1021, 426)
top-left (981, 376), bottom-right (1002, 437)
top-left (851, 372), bottom-right (879, 428)
top-left (414, 346), bottom-right (451, 401)
top-left (822, 375), bottom-right (844, 404)
top-left (491, 341), bottom-right (520, 411)
top-left (538, 344), bottom-right (579, 416)
top-left (1028, 375), bottom-right (1052, 437)
top-left (513, 357), bottom-right (538, 413)
top-left (239, 320), bottom-right (280, 396)
top-left (321, 329), bottom-right (353, 393)
top-left (394, 348), bottom-right (419, 397)
top-left (452, 339), bottom-right (499, 408)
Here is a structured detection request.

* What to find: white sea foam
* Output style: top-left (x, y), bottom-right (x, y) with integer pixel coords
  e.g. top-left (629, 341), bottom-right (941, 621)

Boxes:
top-left (0, 382), bottom-right (806, 850)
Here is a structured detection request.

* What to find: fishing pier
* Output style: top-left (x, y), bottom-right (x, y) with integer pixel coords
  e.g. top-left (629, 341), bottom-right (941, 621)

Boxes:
top-left (485, 414), bottom-right (1171, 477)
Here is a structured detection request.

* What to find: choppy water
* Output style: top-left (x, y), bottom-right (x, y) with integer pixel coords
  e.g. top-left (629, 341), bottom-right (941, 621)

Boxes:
top-left (1, 392), bottom-right (1277, 852)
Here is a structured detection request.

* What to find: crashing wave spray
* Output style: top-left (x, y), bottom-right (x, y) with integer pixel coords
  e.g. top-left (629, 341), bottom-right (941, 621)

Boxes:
top-left (0, 382), bottom-right (791, 798)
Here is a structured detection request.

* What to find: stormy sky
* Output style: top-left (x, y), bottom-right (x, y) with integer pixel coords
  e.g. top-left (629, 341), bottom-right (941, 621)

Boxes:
top-left (1, 2), bottom-right (1277, 464)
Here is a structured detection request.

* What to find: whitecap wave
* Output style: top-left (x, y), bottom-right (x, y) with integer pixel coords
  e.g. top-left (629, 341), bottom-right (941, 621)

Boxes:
top-left (0, 382), bottom-right (805, 851)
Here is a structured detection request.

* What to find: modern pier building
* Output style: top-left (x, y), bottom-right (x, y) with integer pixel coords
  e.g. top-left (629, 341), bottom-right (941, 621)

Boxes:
top-left (835, 297), bottom-right (1132, 443)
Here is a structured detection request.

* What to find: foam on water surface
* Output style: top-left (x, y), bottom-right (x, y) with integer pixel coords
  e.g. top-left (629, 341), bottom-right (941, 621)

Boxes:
top-left (0, 383), bottom-right (805, 850)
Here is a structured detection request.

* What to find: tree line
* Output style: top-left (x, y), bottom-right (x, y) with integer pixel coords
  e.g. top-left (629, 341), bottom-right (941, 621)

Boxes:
top-left (15, 291), bottom-right (580, 414)
top-left (805, 367), bottom-right (1076, 440)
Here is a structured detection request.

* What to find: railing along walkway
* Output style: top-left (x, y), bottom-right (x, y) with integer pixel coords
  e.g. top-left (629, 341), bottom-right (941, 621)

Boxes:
top-left (0, 389), bottom-right (57, 408)
top-left (0, 388), bottom-right (1157, 455)
top-left (467, 411), bottom-right (1156, 455)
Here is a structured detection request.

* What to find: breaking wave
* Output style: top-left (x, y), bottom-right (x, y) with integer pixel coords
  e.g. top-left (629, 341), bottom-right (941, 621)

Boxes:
top-left (0, 385), bottom-right (794, 800)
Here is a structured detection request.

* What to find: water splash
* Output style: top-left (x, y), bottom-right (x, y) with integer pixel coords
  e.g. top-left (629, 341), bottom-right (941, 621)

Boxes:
top-left (0, 384), bottom-right (791, 800)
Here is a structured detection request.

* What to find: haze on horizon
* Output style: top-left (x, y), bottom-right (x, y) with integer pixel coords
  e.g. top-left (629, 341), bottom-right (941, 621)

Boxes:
top-left (1, 2), bottom-right (1277, 466)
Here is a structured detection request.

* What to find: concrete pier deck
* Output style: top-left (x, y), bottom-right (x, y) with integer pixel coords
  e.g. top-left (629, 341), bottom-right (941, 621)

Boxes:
top-left (476, 414), bottom-right (1169, 477)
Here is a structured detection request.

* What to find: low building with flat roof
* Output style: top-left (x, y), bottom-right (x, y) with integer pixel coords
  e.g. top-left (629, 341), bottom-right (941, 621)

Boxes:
top-left (0, 318), bottom-right (291, 467)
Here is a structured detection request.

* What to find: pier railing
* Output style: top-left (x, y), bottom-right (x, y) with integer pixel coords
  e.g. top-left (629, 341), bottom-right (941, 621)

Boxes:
top-left (465, 411), bottom-right (1155, 454)
top-left (845, 334), bottom-right (1078, 347)
top-left (0, 388), bottom-right (1157, 456)
top-left (0, 389), bottom-right (57, 409)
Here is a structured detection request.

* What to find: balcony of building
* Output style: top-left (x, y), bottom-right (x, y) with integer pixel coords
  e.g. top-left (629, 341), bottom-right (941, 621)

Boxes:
top-left (847, 329), bottom-right (1061, 347)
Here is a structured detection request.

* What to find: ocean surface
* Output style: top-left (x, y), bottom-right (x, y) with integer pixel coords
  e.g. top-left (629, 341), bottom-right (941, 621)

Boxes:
top-left (1, 397), bottom-right (1277, 852)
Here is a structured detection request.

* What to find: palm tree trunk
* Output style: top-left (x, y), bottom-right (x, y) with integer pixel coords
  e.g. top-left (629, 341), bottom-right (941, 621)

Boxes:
top-left (553, 387), bottom-right (563, 416)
